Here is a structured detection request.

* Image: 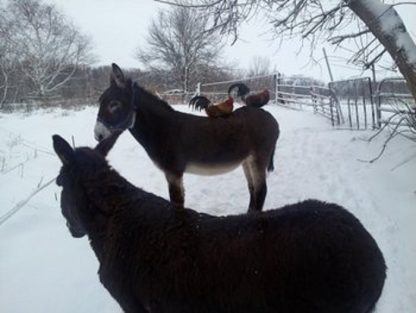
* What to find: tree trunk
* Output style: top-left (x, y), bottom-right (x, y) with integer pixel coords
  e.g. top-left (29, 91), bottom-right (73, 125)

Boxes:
top-left (348, 0), bottom-right (416, 103)
top-left (0, 66), bottom-right (9, 109)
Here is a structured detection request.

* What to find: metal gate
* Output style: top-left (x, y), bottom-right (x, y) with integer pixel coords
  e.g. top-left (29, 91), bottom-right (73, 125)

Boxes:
top-left (375, 77), bottom-right (415, 130)
top-left (329, 77), bottom-right (376, 130)
top-left (276, 75), bottom-right (342, 126)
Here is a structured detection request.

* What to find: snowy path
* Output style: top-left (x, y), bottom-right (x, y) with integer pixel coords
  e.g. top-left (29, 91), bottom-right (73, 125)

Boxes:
top-left (0, 105), bottom-right (415, 312)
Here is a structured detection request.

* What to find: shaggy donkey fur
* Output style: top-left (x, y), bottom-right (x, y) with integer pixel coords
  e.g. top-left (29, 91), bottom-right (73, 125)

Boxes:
top-left (53, 133), bottom-right (386, 313)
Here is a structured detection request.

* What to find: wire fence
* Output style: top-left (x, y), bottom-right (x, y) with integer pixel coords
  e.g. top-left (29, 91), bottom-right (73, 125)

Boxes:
top-left (191, 73), bottom-right (342, 126)
top-left (166, 73), bottom-right (414, 134)
top-left (329, 77), bottom-right (375, 130)
top-left (0, 127), bottom-right (58, 227)
top-left (375, 77), bottom-right (415, 129)
top-left (276, 77), bottom-right (342, 126)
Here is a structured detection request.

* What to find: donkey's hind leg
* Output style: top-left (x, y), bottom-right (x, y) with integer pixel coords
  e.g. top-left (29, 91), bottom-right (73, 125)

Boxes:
top-left (242, 162), bottom-right (255, 211)
top-left (165, 173), bottom-right (185, 209)
top-left (243, 158), bottom-right (267, 213)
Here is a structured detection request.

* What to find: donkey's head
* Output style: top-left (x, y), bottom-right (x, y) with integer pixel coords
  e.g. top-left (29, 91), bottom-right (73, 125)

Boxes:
top-left (53, 133), bottom-right (120, 238)
top-left (95, 63), bottom-right (135, 141)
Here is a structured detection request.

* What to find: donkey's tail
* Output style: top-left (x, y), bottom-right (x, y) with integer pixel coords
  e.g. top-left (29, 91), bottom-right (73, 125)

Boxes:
top-left (267, 144), bottom-right (276, 172)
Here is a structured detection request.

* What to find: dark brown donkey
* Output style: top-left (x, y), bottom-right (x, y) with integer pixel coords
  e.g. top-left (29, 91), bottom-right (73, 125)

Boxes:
top-left (94, 64), bottom-right (279, 212)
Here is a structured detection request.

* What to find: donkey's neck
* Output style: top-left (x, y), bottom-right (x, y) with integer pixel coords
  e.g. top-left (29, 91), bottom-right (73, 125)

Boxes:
top-left (133, 84), bottom-right (174, 119)
top-left (82, 168), bottom-right (149, 260)
top-left (129, 85), bottom-right (177, 157)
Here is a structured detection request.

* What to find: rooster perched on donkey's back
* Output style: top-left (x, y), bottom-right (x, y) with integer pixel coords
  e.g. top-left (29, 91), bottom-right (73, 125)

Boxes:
top-left (189, 82), bottom-right (271, 116)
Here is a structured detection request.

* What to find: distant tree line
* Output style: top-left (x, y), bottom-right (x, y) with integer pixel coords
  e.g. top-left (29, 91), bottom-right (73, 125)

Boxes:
top-left (0, 0), bottom-right (235, 110)
top-left (0, 62), bottom-right (236, 110)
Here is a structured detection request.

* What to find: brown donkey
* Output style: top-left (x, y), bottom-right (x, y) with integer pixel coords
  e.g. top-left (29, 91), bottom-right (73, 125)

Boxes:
top-left (94, 64), bottom-right (279, 212)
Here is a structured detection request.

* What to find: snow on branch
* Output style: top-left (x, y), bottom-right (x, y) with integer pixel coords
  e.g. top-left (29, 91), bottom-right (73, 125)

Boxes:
top-left (0, 176), bottom-right (57, 227)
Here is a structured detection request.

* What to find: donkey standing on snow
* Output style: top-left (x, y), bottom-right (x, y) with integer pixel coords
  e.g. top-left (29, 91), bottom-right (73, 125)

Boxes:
top-left (53, 132), bottom-right (386, 313)
top-left (94, 64), bottom-right (279, 212)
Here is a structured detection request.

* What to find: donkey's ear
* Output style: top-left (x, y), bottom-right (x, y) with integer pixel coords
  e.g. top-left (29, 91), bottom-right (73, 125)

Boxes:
top-left (52, 135), bottom-right (74, 165)
top-left (95, 131), bottom-right (121, 157)
top-left (110, 63), bottom-right (126, 88)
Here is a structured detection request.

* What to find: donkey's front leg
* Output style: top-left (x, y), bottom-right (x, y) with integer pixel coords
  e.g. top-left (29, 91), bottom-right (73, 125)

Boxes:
top-left (165, 173), bottom-right (185, 209)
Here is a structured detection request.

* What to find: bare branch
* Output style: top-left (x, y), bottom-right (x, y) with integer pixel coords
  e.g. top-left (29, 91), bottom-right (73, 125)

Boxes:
top-left (330, 29), bottom-right (371, 45)
top-left (155, 0), bottom-right (223, 8)
top-left (364, 48), bottom-right (387, 69)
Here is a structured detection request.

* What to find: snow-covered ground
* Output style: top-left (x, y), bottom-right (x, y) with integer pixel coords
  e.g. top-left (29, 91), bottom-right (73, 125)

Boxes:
top-left (0, 104), bottom-right (415, 312)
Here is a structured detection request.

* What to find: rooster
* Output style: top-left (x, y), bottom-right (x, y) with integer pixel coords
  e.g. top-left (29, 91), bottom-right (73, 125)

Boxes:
top-left (189, 96), bottom-right (234, 118)
top-left (228, 82), bottom-right (270, 108)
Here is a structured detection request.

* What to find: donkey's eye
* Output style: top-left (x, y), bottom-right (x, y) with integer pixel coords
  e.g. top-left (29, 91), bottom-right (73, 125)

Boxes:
top-left (108, 101), bottom-right (122, 112)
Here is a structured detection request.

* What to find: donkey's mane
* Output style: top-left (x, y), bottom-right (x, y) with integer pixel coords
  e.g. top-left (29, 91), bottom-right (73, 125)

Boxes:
top-left (133, 82), bottom-right (174, 113)
top-left (75, 147), bottom-right (133, 186)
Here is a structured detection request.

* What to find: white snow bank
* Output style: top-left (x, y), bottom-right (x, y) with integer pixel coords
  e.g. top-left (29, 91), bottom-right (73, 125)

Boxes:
top-left (0, 105), bottom-right (415, 312)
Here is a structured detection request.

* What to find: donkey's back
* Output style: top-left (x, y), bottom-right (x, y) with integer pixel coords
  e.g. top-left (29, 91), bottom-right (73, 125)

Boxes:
top-left (178, 106), bottom-right (279, 165)
top-left (108, 199), bottom-right (386, 313)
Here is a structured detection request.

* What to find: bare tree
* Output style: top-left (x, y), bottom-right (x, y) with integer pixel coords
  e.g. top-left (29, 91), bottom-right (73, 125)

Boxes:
top-left (0, 53), bottom-right (9, 108)
top-left (136, 6), bottom-right (225, 92)
top-left (0, 0), bottom-right (93, 98)
top-left (0, 8), bottom-right (12, 107)
top-left (247, 55), bottom-right (272, 77)
top-left (0, 53), bottom-right (15, 108)
top-left (156, 0), bottom-right (416, 103)
top-left (0, 63), bottom-right (9, 108)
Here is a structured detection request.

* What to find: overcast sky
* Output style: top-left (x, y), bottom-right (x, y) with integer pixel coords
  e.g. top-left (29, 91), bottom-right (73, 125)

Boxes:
top-left (45, 0), bottom-right (416, 81)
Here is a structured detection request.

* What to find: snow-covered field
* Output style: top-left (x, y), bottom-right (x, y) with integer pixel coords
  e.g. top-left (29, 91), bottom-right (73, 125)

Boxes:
top-left (0, 104), bottom-right (415, 312)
